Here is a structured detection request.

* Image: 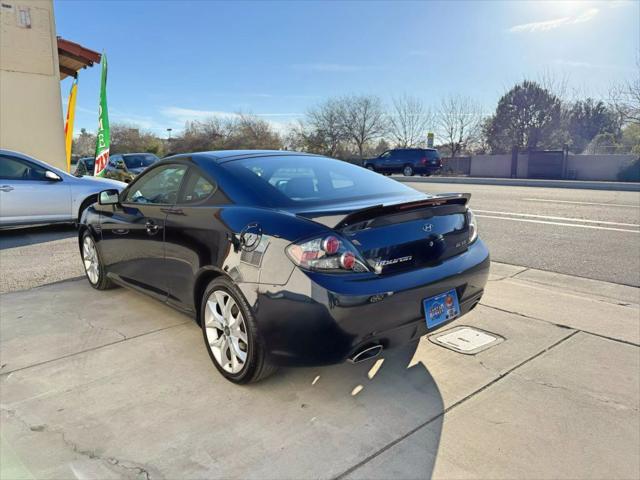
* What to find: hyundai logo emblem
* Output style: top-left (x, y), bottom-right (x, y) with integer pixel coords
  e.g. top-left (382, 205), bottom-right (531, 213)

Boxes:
top-left (422, 224), bottom-right (433, 232)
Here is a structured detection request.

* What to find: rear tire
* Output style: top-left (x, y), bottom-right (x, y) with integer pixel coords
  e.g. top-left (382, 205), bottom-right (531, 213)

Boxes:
top-left (201, 277), bottom-right (277, 384)
top-left (81, 231), bottom-right (114, 290)
top-left (403, 165), bottom-right (414, 176)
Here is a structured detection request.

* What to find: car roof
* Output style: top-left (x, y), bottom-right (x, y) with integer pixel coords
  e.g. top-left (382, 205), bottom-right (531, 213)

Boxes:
top-left (393, 148), bottom-right (437, 151)
top-left (177, 150), bottom-right (320, 164)
top-left (119, 152), bottom-right (159, 156)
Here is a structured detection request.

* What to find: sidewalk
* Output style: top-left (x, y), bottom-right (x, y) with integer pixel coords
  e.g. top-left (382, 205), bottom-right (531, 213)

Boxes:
top-left (1, 262), bottom-right (638, 479)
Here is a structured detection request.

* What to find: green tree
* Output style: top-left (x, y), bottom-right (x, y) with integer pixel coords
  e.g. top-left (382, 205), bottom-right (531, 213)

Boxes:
top-left (567, 98), bottom-right (620, 153)
top-left (620, 123), bottom-right (640, 154)
top-left (484, 80), bottom-right (563, 153)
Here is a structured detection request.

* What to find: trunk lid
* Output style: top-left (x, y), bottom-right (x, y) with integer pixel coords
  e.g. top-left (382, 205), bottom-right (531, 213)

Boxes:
top-left (295, 194), bottom-right (472, 274)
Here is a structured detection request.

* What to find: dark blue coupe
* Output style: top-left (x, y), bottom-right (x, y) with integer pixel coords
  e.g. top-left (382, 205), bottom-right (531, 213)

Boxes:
top-left (79, 150), bottom-right (489, 384)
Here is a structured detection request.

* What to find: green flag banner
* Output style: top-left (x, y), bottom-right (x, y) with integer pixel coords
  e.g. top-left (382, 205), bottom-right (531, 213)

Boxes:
top-left (94, 54), bottom-right (110, 176)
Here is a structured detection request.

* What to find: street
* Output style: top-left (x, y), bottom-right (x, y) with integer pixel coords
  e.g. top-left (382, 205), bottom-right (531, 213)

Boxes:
top-left (2, 182), bottom-right (638, 292)
top-left (405, 181), bottom-right (640, 286)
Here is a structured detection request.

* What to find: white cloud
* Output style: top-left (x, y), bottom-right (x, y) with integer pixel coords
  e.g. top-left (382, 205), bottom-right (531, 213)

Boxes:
top-left (607, 0), bottom-right (635, 8)
top-left (161, 107), bottom-right (238, 122)
top-left (160, 106), bottom-right (302, 134)
top-left (552, 58), bottom-right (636, 72)
top-left (509, 7), bottom-right (598, 33)
top-left (162, 106), bottom-right (301, 121)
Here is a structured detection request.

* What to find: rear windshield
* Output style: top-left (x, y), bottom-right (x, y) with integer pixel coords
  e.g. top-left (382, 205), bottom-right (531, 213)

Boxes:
top-left (124, 154), bottom-right (158, 169)
top-left (223, 155), bottom-right (416, 207)
top-left (423, 150), bottom-right (440, 159)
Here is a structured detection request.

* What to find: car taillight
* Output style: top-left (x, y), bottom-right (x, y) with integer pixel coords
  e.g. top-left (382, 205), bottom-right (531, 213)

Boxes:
top-left (420, 157), bottom-right (427, 164)
top-left (340, 252), bottom-right (356, 270)
top-left (286, 235), bottom-right (369, 272)
top-left (468, 209), bottom-right (478, 243)
top-left (322, 235), bottom-right (341, 255)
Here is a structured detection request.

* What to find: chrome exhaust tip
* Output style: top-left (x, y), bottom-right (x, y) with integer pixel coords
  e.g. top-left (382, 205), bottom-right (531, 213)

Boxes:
top-left (348, 344), bottom-right (383, 364)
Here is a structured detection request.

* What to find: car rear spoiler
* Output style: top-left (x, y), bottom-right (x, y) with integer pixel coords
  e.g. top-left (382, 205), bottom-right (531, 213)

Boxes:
top-left (296, 193), bottom-right (471, 229)
top-left (334, 193), bottom-right (471, 229)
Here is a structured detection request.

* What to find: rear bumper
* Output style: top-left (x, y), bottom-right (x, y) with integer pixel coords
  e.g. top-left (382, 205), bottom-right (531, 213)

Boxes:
top-left (252, 239), bottom-right (490, 366)
top-left (414, 164), bottom-right (441, 173)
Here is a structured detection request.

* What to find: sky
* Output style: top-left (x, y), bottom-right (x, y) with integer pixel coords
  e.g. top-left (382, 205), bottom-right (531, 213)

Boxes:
top-left (56, 0), bottom-right (640, 137)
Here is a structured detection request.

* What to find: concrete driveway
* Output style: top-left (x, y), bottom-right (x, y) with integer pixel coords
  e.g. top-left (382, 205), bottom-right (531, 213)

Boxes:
top-left (1, 262), bottom-right (638, 479)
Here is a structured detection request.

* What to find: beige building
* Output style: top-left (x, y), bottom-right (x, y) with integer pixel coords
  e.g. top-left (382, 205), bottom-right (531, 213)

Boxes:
top-left (0, 0), bottom-right (98, 170)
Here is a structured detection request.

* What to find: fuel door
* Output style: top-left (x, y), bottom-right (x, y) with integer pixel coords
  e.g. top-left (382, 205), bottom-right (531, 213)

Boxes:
top-left (240, 222), bottom-right (262, 252)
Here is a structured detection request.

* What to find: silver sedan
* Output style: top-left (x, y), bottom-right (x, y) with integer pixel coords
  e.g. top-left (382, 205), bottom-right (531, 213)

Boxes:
top-left (0, 149), bottom-right (126, 228)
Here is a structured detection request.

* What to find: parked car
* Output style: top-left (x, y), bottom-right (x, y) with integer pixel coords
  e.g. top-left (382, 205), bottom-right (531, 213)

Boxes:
top-left (0, 150), bottom-right (125, 228)
top-left (104, 153), bottom-right (160, 183)
top-left (79, 150), bottom-right (488, 384)
top-left (74, 156), bottom-right (95, 176)
top-left (364, 148), bottom-right (442, 176)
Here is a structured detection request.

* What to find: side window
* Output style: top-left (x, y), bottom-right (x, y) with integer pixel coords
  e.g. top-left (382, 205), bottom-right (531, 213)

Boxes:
top-left (0, 156), bottom-right (47, 180)
top-left (178, 170), bottom-right (217, 204)
top-left (123, 164), bottom-right (187, 205)
top-left (379, 151), bottom-right (391, 159)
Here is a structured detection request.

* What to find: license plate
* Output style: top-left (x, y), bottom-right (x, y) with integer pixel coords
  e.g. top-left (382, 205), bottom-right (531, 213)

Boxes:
top-left (423, 289), bottom-right (460, 329)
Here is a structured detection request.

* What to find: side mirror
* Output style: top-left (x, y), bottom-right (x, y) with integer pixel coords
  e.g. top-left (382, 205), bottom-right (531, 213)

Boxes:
top-left (99, 189), bottom-right (120, 205)
top-left (44, 170), bottom-right (62, 181)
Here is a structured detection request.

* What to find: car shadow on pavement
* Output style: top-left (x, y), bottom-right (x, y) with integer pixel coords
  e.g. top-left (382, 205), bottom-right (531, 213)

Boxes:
top-left (0, 224), bottom-right (76, 249)
top-left (258, 341), bottom-right (444, 479)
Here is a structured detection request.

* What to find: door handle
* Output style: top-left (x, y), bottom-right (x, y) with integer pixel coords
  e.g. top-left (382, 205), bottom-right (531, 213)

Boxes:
top-left (160, 207), bottom-right (184, 215)
top-left (0, 185), bottom-right (14, 192)
top-left (145, 220), bottom-right (160, 235)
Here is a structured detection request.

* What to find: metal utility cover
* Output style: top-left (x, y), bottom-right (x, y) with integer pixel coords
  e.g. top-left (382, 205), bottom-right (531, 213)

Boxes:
top-left (429, 326), bottom-right (504, 354)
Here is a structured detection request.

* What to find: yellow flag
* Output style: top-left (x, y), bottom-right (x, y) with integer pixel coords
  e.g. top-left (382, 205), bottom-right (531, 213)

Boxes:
top-left (64, 77), bottom-right (78, 172)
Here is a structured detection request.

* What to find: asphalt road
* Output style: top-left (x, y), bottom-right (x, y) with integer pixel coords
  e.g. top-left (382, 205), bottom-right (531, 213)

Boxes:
top-left (406, 181), bottom-right (640, 286)
top-left (1, 182), bottom-right (639, 287)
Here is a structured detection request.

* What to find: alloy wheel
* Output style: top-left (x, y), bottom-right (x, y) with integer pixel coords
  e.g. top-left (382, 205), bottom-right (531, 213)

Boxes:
top-left (82, 236), bottom-right (100, 285)
top-left (204, 289), bottom-right (249, 374)
top-left (403, 166), bottom-right (413, 176)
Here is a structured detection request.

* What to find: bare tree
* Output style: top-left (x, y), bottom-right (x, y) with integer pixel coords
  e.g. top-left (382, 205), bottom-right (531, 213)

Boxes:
top-left (337, 95), bottom-right (387, 158)
top-left (228, 113), bottom-right (282, 150)
top-left (72, 128), bottom-right (96, 157)
top-left (436, 95), bottom-right (482, 158)
top-left (387, 95), bottom-right (433, 148)
top-left (537, 69), bottom-right (571, 102)
top-left (305, 99), bottom-right (349, 157)
top-left (170, 114), bottom-right (282, 153)
top-left (110, 123), bottom-right (165, 155)
top-left (609, 60), bottom-right (640, 125)
top-left (170, 118), bottom-right (228, 153)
